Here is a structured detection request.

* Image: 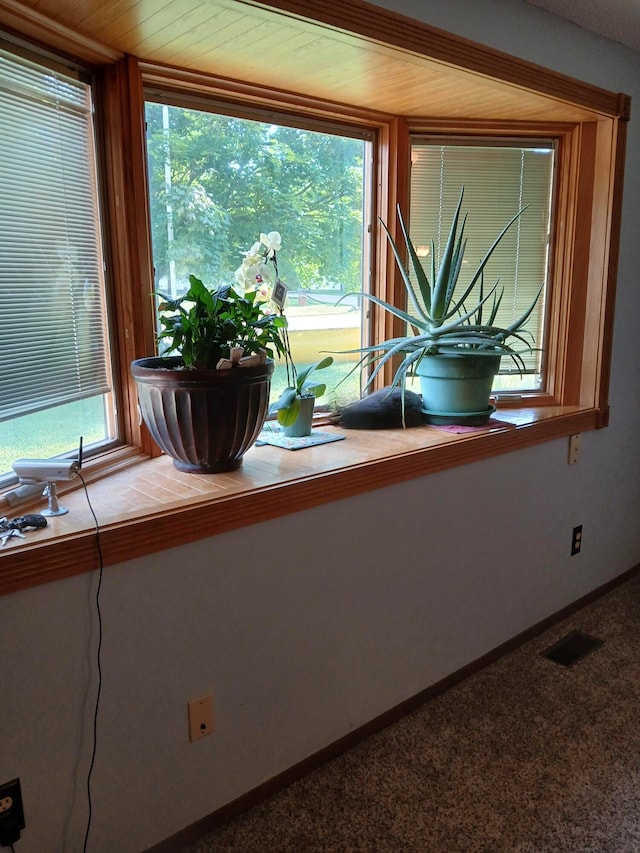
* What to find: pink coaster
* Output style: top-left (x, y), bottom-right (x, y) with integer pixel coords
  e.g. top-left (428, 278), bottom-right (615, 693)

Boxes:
top-left (431, 417), bottom-right (517, 434)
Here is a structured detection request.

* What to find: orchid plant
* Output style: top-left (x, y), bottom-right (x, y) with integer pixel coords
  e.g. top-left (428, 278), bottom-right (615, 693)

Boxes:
top-left (269, 355), bottom-right (334, 427)
top-left (234, 229), bottom-right (296, 376)
top-left (234, 232), bottom-right (335, 425)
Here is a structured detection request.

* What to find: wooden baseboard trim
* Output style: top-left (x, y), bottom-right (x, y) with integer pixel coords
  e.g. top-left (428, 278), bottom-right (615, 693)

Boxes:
top-left (145, 561), bottom-right (640, 853)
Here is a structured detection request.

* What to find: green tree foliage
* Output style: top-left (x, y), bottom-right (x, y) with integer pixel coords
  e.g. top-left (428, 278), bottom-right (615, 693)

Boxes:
top-left (145, 103), bottom-right (364, 295)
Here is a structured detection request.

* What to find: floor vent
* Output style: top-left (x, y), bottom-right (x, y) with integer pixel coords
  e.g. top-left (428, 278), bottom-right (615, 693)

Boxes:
top-left (541, 630), bottom-right (603, 667)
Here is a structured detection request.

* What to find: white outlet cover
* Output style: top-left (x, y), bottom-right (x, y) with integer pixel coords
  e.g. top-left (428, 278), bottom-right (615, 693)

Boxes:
top-left (188, 694), bottom-right (214, 741)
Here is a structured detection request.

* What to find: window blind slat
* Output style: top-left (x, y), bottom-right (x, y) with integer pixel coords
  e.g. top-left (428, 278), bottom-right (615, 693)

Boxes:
top-left (0, 47), bottom-right (111, 424)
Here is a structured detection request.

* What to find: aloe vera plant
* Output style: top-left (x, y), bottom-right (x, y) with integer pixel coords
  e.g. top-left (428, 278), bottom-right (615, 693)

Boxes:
top-left (357, 187), bottom-right (543, 391)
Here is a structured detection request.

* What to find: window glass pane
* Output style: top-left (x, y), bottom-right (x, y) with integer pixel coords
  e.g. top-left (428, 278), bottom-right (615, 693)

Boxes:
top-left (144, 102), bottom-right (368, 407)
top-left (409, 141), bottom-right (554, 393)
top-left (0, 398), bottom-right (111, 476)
top-left (0, 46), bottom-right (116, 476)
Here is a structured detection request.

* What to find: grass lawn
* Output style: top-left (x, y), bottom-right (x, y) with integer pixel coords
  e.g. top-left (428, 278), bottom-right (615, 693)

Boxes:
top-left (0, 397), bottom-right (108, 476)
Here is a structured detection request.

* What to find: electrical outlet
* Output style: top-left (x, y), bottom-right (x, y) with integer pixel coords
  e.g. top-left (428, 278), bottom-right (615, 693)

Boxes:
top-left (571, 524), bottom-right (583, 555)
top-left (188, 694), bottom-right (214, 742)
top-left (0, 778), bottom-right (25, 846)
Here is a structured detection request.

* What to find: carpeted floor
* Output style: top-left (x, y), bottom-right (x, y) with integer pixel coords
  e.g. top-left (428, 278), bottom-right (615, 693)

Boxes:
top-left (183, 572), bottom-right (640, 852)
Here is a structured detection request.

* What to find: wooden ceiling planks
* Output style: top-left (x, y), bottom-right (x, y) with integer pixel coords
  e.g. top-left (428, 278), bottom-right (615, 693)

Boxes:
top-left (0, 0), bottom-right (619, 122)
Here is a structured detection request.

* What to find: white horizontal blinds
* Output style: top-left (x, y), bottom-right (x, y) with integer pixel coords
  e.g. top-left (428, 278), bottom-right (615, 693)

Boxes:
top-left (409, 142), bottom-right (554, 373)
top-left (0, 48), bottom-right (111, 422)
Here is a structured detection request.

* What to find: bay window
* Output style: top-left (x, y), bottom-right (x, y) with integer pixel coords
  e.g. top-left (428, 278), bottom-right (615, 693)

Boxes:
top-left (0, 0), bottom-right (628, 592)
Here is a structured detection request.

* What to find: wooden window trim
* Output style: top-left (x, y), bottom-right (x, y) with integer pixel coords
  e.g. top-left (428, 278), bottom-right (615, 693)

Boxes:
top-left (0, 1), bottom-right (629, 596)
top-left (97, 56), bottom-right (160, 457)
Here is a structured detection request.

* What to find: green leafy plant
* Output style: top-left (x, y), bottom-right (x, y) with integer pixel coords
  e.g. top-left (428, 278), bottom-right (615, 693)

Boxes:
top-left (352, 187), bottom-right (543, 391)
top-left (156, 230), bottom-right (295, 370)
top-left (269, 356), bottom-right (334, 427)
top-left (156, 278), bottom-right (289, 370)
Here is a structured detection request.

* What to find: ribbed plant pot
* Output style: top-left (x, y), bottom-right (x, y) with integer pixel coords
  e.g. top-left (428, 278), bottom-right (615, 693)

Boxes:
top-left (416, 353), bottom-right (502, 426)
top-left (131, 355), bottom-right (274, 473)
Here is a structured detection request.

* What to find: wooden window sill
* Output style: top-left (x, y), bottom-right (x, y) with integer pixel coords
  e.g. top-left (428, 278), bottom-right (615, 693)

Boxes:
top-left (0, 405), bottom-right (599, 597)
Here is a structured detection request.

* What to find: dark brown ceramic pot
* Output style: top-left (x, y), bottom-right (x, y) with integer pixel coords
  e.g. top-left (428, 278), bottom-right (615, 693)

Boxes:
top-left (131, 355), bottom-right (274, 473)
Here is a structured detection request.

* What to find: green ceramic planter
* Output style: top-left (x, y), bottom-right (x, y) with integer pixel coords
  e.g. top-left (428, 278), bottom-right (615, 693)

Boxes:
top-left (416, 353), bottom-right (501, 425)
top-left (283, 395), bottom-right (315, 437)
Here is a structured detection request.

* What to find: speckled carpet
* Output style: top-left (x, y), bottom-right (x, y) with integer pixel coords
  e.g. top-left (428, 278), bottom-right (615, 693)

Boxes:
top-left (183, 571), bottom-right (640, 852)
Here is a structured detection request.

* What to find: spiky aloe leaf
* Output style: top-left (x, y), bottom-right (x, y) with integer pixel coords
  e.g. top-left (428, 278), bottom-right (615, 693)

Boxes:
top-left (431, 189), bottom-right (465, 320)
top-left (475, 269), bottom-right (485, 326)
top-left (486, 282), bottom-right (504, 327)
top-left (440, 263), bottom-right (498, 325)
top-left (431, 334), bottom-right (513, 350)
top-left (333, 338), bottom-right (418, 357)
top-left (359, 292), bottom-right (430, 332)
top-left (503, 284), bottom-right (544, 334)
top-left (444, 226), bottom-right (467, 314)
top-left (429, 283), bottom-right (503, 337)
top-left (462, 204), bottom-right (529, 297)
top-left (393, 206), bottom-right (434, 316)
top-left (430, 240), bottom-right (436, 304)
top-left (364, 330), bottom-right (442, 386)
top-left (366, 348), bottom-right (425, 390)
top-left (380, 217), bottom-right (431, 324)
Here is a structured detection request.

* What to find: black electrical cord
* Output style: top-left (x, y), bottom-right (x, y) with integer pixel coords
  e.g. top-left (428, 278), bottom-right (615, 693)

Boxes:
top-left (77, 472), bottom-right (103, 853)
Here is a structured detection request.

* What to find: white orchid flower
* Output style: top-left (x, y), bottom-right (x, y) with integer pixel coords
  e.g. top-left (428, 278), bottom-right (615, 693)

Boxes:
top-left (255, 283), bottom-right (271, 303)
top-left (234, 265), bottom-right (247, 288)
top-left (256, 262), bottom-right (272, 282)
top-left (235, 259), bottom-right (273, 292)
top-left (235, 232), bottom-right (281, 292)
top-left (240, 241), bottom-right (263, 267)
top-left (260, 231), bottom-right (282, 258)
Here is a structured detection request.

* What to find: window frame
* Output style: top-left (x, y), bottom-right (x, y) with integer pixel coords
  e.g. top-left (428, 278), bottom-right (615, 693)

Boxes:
top-left (0, 2), bottom-right (629, 595)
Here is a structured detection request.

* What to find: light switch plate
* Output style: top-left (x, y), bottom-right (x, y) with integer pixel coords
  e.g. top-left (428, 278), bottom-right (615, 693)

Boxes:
top-left (568, 433), bottom-right (581, 464)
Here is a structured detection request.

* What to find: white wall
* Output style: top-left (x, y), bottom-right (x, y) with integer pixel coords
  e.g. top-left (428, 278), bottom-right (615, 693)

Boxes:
top-left (2, 2), bottom-right (640, 850)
